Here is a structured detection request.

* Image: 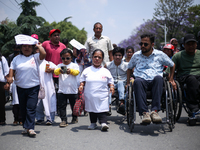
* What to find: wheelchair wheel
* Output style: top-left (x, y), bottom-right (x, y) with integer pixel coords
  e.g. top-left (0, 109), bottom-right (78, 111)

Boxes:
top-left (174, 80), bottom-right (183, 121)
top-left (166, 81), bottom-right (174, 131)
top-left (125, 86), bottom-right (130, 126)
top-left (128, 82), bottom-right (135, 132)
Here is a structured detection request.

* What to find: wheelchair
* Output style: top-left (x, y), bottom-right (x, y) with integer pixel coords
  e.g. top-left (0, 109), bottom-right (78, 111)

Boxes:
top-left (126, 76), bottom-right (175, 132)
top-left (171, 80), bottom-right (200, 126)
top-left (110, 84), bottom-right (126, 115)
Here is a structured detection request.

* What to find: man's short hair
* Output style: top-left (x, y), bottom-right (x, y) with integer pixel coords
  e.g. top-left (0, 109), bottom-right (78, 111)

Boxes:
top-left (141, 34), bottom-right (154, 43)
top-left (93, 22), bottom-right (103, 29)
top-left (112, 47), bottom-right (124, 56)
top-left (62, 39), bottom-right (69, 45)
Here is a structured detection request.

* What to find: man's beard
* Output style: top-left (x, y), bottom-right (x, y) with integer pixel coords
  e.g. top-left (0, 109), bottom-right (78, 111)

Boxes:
top-left (142, 47), bottom-right (152, 54)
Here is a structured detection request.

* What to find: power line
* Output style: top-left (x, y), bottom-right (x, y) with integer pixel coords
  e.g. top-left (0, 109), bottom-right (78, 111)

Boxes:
top-left (0, 1), bottom-right (20, 13)
top-left (9, 0), bottom-right (19, 9)
top-left (39, 0), bottom-right (56, 21)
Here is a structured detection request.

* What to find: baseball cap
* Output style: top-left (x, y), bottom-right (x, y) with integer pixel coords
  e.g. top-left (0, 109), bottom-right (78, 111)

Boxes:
top-left (31, 34), bottom-right (39, 40)
top-left (49, 29), bottom-right (61, 37)
top-left (163, 44), bottom-right (174, 50)
top-left (184, 34), bottom-right (197, 43)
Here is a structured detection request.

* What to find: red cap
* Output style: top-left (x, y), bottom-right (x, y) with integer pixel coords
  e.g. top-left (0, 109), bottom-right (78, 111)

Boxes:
top-left (163, 44), bottom-right (174, 51)
top-left (31, 34), bottom-right (39, 40)
top-left (49, 29), bottom-right (61, 37)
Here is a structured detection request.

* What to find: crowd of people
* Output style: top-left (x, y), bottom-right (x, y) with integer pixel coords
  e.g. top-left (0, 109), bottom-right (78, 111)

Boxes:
top-left (0, 21), bottom-right (200, 137)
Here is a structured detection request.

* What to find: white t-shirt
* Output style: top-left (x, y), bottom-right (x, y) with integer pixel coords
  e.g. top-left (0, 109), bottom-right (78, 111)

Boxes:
top-left (10, 53), bottom-right (42, 88)
top-left (57, 62), bottom-right (79, 94)
top-left (0, 56), bottom-right (9, 82)
top-left (80, 66), bottom-right (114, 112)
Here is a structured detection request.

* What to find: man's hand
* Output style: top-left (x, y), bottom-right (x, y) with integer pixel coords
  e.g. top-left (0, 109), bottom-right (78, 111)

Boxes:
top-left (110, 87), bottom-right (114, 95)
top-left (169, 80), bottom-right (177, 90)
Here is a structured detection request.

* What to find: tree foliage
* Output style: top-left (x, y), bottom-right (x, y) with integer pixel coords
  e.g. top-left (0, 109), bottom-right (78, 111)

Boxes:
top-left (119, 0), bottom-right (200, 51)
top-left (0, 0), bottom-right (87, 57)
top-left (153, 0), bottom-right (194, 39)
top-left (118, 20), bottom-right (164, 51)
top-left (49, 19), bottom-right (87, 47)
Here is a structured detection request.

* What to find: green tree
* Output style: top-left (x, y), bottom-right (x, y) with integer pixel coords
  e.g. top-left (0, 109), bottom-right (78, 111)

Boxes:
top-left (153, 0), bottom-right (194, 40)
top-left (184, 4), bottom-right (200, 37)
top-left (48, 18), bottom-right (87, 47)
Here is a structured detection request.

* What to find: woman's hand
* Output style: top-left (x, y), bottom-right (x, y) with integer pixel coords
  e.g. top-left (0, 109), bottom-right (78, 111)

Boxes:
top-left (46, 68), bottom-right (54, 73)
top-left (4, 83), bottom-right (10, 91)
top-left (79, 85), bottom-right (84, 92)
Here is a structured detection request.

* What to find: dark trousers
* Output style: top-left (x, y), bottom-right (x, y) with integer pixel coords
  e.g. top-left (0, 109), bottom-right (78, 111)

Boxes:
top-left (89, 112), bottom-right (107, 124)
top-left (12, 104), bottom-right (22, 122)
top-left (17, 85), bottom-right (39, 130)
top-left (134, 76), bottom-right (163, 115)
top-left (0, 82), bottom-right (6, 122)
top-left (178, 75), bottom-right (200, 112)
top-left (53, 78), bottom-right (59, 113)
top-left (58, 93), bottom-right (77, 122)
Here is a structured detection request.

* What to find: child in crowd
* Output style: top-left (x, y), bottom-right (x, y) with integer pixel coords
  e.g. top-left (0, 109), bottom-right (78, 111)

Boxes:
top-left (54, 49), bottom-right (79, 127)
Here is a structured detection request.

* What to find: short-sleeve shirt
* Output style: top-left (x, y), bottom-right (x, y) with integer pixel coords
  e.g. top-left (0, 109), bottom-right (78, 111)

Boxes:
top-left (80, 66), bottom-right (114, 112)
top-left (166, 50), bottom-right (200, 77)
top-left (10, 53), bottom-right (42, 88)
top-left (85, 35), bottom-right (113, 64)
top-left (57, 62), bottom-right (79, 94)
top-left (128, 49), bottom-right (174, 80)
top-left (42, 40), bottom-right (66, 78)
top-left (106, 60), bottom-right (128, 82)
top-left (0, 56), bottom-right (9, 82)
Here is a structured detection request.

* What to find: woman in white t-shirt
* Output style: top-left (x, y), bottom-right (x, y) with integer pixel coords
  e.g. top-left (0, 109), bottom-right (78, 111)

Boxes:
top-left (0, 54), bottom-right (9, 125)
top-left (79, 49), bottom-right (114, 131)
top-left (8, 38), bottom-right (46, 137)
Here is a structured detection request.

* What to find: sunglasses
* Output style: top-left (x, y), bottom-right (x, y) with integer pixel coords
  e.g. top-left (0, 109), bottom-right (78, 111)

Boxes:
top-left (139, 42), bottom-right (149, 47)
top-left (61, 57), bottom-right (71, 60)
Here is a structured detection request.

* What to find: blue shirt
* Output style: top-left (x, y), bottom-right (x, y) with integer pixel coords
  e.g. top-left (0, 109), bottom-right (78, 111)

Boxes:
top-left (128, 49), bottom-right (174, 80)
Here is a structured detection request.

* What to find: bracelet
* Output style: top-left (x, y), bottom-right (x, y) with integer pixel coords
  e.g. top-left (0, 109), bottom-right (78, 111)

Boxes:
top-left (110, 86), bottom-right (114, 88)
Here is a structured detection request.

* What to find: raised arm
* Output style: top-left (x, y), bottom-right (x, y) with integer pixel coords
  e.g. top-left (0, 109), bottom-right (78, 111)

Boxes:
top-left (36, 43), bottom-right (46, 60)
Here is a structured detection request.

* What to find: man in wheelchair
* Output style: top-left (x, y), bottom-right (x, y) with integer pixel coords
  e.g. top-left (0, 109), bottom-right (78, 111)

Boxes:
top-left (105, 47), bottom-right (128, 115)
top-left (127, 34), bottom-right (176, 124)
top-left (166, 34), bottom-right (200, 119)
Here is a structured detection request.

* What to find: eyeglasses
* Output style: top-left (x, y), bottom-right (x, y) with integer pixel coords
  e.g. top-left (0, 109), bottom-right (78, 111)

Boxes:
top-left (139, 42), bottom-right (149, 47)
top-left (61, 57), bottom-right (71, 60)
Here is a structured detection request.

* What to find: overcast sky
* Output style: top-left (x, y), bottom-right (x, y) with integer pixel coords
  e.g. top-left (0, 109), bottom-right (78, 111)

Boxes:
top-left (0, 0), bottom-right (199, 45)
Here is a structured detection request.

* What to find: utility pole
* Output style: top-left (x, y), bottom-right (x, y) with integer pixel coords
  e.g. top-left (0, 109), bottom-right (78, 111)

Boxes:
top-left (158, 24), bottom-right (168, 45)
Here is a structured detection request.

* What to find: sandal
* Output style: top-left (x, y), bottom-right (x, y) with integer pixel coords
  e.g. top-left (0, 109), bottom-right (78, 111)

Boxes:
top-left (28, 129), bottom-right (36, 137)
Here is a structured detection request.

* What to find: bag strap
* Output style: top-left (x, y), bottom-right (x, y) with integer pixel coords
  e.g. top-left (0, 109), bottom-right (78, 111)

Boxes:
top-left (1, 58), bottom-right (6, 82)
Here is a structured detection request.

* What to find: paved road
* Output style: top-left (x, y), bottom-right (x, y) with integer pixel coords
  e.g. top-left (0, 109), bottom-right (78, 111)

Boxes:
top-left (0, 102), bottom-right (200, 150)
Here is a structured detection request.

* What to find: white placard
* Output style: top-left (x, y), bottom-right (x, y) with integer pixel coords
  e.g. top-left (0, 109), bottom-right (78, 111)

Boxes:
top-left (69, 39), bottom-right (86, 50)
top-left (15, 34), bottom-right (39, 45)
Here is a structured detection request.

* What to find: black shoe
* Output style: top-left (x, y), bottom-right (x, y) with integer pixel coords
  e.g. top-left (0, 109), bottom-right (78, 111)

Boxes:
top-left (35, 120), bottom-right (44, 125)
top-left (71, 118), bottom-right (78, 124)
top-left (46, 120), bottom-right (52, 125)
top-left (117, 104), bottom-right (125, 115)
top-left (0, 122), bottom-right (6, 125)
